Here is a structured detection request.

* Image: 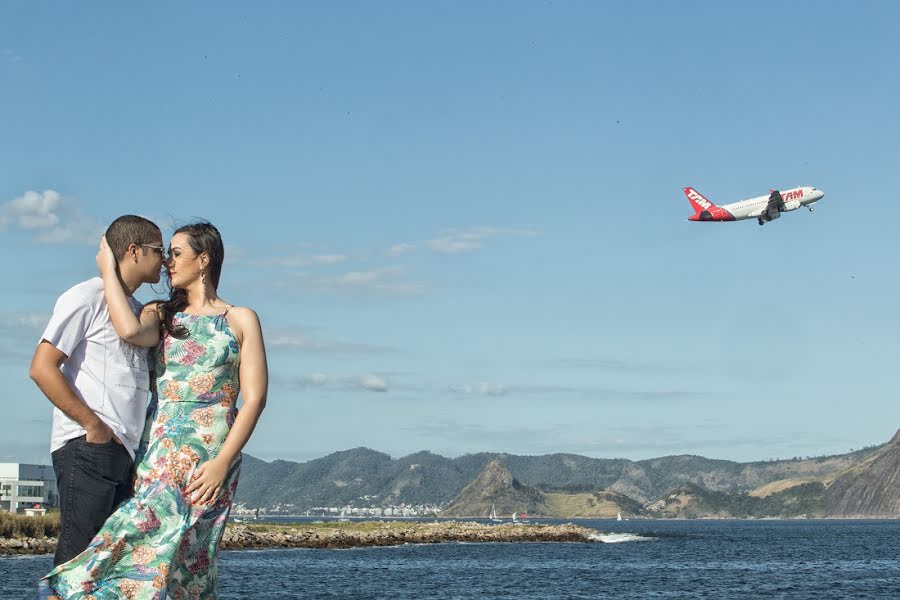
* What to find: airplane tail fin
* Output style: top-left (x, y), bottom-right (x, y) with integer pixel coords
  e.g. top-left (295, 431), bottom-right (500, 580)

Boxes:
top-left (683, 187), bottom-right (719, 215)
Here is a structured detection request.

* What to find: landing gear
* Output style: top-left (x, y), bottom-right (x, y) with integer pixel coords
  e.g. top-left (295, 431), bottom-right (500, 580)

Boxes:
top-left (758, 217), bottom-right (764, 226)
top-left (808, 206), bottom-right (814, 212)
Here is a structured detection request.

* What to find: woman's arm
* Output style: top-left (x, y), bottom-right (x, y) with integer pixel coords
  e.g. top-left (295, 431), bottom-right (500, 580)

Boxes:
top-left (186, 307), bottom-right (268, 504)
top-left (97, 235), bottom-right (161, 347)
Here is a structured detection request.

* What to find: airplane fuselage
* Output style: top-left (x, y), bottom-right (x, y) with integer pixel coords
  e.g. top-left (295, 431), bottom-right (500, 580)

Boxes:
top-left (720, 187), bottom-right (824, 221)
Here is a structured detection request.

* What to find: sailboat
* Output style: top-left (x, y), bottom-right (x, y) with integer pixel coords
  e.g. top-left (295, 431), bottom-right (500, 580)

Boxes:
top-left (511, 512), bottom-right (519, 524)
top-left (616, 511), bottom-right (622, 522)
top-left (489, 503), bottom-right (502, 523)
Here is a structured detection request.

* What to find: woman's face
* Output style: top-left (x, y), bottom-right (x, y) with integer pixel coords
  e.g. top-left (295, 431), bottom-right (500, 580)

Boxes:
top-left (166, 232), bottom-right (204, 288)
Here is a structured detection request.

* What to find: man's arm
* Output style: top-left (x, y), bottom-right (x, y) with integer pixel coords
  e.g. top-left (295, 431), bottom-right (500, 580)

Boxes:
top-left (29, 341), bottom-right (119, 444)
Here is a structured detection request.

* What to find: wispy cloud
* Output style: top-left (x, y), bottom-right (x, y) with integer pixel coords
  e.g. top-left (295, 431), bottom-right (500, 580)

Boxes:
top-left (0, 190), bottom-right (102, 245)
top-left (286, 372), bottom-right (389, 393)
top-left (0, 312), bottom-right (49, 364)
top-left (444, 378), bottom-right (693, 402)
top-left (282, 267), bottom-right (426, 296)
top-left (255, 253), bottom-right (349, 268)
top-left (267, 328), bottom-right (392, 354)
top-left (387, 243), bottom-right (415, 256)
top-left (557, 356), bottom-right (682, 374)
top-left (448, 382), bottom-right (511, 396)
top-left (2, 49), bottom-right (23, 64)
top-left (427, 226), bottom-right (537, 254)
top-left (0, 312), bottom-right (49, 332)
top-left (408, 420), bottom-right (571, 454)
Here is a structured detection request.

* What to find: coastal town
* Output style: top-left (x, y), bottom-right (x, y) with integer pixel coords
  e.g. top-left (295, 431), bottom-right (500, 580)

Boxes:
top-left (231, 502), bottom-right (445, 519)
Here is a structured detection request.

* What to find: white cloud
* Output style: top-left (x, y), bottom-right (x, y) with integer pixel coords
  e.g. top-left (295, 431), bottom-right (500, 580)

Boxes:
top-left (0, 312), bottom-right (50, 334)
top-left (294, 372), bottom-right (329, 387)
top-left (12, 312), bottom-right (49, 330)
top-left (427, 226), bottom-right (536, 254)
top-left (358, 374), bottom-right (388, 392)
top-left (257, 253), bottom-right (349, 268)
top-left (266, 329), bottom-right (391, 354)
top-left (0, 190), bottom-right (63, 229)
top-left (288, 372), bottom-right (389, 393)
top-left (387, 243), bottom-right (415, 256)
top-left (448, 382), bottom-right (510, 396)
top-left (284, 267), bottom-right (426, 296)
top-left (2, 49), bottom-right (23, 64)
top-left (0, 312), bottom-right (49, 364)
top-left (225, 244), bottom-right (247, 262)
top-left (0, 190), bottom-right (102, 245)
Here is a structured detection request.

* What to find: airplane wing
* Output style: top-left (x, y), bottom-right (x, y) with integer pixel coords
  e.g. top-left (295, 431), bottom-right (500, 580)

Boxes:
top-left (765, 190), bottom-right (785, 218)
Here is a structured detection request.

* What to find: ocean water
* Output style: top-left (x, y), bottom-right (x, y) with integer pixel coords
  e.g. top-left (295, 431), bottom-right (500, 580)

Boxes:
top-left (3, 519), bottom-right (898, 599)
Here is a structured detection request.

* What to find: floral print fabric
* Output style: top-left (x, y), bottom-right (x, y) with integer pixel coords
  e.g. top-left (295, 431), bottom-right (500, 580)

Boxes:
top-left (44, 312), bottom-right (241, 599)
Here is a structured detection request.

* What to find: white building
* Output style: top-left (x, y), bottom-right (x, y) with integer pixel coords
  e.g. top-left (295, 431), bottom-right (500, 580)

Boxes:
top-left (0, 463), bottom-right (58, 513)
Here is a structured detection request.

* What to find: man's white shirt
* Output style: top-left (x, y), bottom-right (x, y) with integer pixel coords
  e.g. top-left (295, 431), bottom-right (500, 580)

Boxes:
top-left (41, 277), bottom-right (150, 459)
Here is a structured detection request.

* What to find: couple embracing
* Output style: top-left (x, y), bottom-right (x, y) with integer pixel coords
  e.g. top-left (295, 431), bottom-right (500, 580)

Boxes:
top-left (30, 216), bottom-right (268, 599)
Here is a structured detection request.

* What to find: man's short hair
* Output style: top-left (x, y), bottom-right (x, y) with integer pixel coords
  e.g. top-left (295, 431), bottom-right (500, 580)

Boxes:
top-left (105, 215), bottom-right (161, 261)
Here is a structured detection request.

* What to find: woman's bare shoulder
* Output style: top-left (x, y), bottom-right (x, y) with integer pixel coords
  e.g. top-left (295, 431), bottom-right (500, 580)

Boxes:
top-left (224, 306), bottom-right (261, 338)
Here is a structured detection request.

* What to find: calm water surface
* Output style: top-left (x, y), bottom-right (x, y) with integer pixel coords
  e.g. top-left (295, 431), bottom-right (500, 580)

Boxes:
top-left (3, 520), bottom-right (898, 599)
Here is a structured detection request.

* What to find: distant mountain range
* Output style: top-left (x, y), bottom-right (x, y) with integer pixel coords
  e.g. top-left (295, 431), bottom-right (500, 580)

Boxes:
top-left (235, 429), bottom-right (900, 518)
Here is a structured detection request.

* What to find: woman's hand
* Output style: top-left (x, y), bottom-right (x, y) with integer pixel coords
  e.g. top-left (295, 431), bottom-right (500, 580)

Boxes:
top-left (185, 456), bottom-right (229, 505)
top-left (96, 235), bottom-right (118, 278)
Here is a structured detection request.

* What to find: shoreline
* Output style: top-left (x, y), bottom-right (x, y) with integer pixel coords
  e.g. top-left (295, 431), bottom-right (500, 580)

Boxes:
top-left (0, 521), bottom-right (600, 556)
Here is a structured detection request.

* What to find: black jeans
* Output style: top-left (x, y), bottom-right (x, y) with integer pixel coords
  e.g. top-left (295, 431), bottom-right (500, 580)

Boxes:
top-left (51, 435), bottom-right (134, 566)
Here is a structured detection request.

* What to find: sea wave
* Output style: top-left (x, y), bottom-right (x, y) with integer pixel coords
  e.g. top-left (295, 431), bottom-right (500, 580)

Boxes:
top-left (590, 532), bottom-right (654, 543)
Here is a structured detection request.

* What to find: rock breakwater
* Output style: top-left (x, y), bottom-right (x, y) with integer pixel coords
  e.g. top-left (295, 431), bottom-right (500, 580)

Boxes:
top-left (0, 536), bottom-right (56, 555)
top-left (221, 521), bottom-right (599, 550)
top-left (0, 521), bottom-right (600, 556)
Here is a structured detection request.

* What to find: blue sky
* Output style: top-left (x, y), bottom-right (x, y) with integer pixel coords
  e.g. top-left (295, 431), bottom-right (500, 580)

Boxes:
top-left (2, 2), bottom-right (898, 465)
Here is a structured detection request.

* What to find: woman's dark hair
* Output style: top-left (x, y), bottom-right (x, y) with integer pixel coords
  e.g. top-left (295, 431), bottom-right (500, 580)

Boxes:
top-left (161, 221), bottom-right (225, 339)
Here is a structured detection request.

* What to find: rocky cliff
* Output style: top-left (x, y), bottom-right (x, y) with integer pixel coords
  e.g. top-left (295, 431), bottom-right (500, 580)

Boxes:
top-left (442, 460), bottom-right (550, 517)
top-left (826, 429), bottom-right (900, 517)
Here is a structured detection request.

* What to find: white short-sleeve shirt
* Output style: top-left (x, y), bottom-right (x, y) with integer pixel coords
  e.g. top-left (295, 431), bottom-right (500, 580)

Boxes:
top-left (41, 277), bottom-right (151, 458)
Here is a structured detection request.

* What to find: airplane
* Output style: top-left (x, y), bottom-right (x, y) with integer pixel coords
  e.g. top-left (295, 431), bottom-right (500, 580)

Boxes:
top-left (683, 186), bottom-right (825, 226)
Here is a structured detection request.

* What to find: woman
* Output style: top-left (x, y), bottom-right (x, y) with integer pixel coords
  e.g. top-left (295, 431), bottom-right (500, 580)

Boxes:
top-left (41, 221), bottom-right (268, 599)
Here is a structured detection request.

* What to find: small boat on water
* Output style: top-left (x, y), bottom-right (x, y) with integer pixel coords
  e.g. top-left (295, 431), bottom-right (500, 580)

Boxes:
top-left (489, 503), bottom-right (502, 523)
top-left (617, 511), bottom-right (622, 522)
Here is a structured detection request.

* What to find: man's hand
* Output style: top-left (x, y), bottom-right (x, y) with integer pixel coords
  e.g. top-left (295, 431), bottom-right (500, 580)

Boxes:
top-left (85, 421), bottom-right (123, 445)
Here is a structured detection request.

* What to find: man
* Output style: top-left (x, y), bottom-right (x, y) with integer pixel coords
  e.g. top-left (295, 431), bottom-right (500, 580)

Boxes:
top-left (29, 215), bottom-right (165, 566)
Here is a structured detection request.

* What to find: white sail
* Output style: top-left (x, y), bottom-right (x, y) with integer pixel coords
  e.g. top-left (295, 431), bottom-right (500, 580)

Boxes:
top-left (616, 511), bottom-right (622, 521)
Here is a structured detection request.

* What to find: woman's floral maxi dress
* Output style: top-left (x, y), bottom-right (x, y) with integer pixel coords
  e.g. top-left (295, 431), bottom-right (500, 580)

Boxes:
top-left (44, 311), bottom-right (242, 599)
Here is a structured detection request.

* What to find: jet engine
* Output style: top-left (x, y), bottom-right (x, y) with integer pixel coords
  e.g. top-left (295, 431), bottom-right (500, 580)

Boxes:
top-left (782, 199), bottom-right (801, 212)
top-left (759, 211), bottom-right (781, 225)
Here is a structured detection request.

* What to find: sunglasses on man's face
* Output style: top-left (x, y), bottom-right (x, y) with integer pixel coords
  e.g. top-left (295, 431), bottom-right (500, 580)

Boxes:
top-left (140, 244), bottom-right (166, 257)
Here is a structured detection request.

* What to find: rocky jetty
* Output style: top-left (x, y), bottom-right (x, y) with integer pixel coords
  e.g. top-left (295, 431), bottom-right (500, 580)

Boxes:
top-left (0, 521), bottom-right (599, 556)
top-left (220, 521), bottom-right (598, 550)
top-left (0, 536), bottom-right (56, 555)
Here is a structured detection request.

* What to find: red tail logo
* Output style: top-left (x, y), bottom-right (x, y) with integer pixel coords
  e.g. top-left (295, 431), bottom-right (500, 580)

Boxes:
top-left (683, 187), bottom-right (717, 213)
